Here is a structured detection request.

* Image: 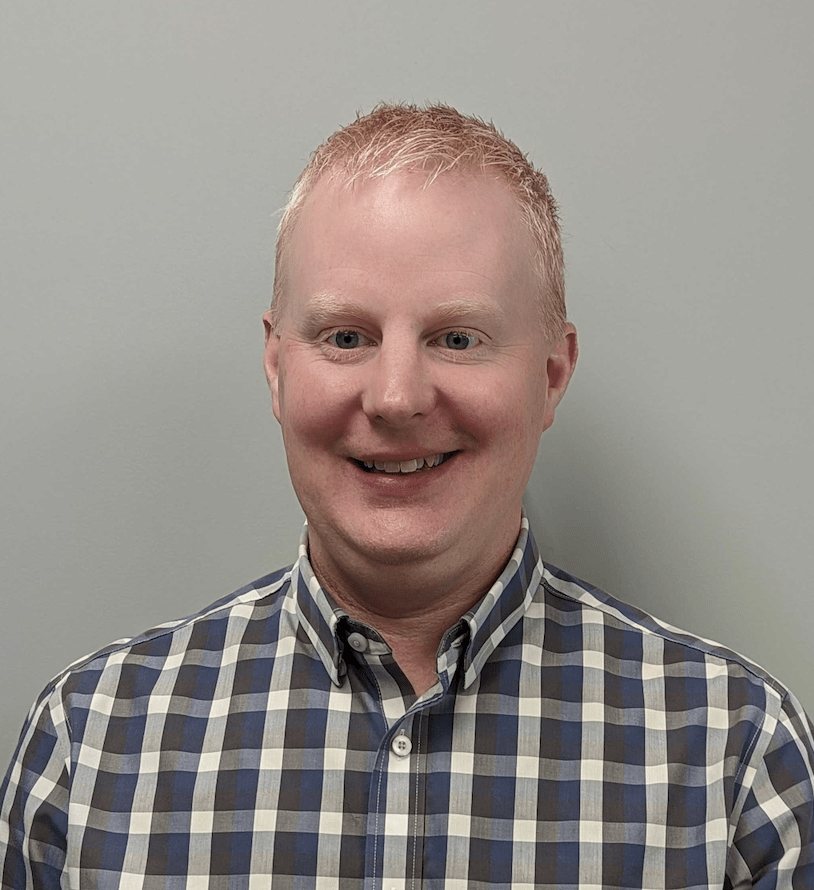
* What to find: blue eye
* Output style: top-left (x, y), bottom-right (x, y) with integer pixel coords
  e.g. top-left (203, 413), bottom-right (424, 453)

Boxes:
top-left (444, 331), bottom-right (478, 350)
top-left (330, 331), bottom-right (361, 349)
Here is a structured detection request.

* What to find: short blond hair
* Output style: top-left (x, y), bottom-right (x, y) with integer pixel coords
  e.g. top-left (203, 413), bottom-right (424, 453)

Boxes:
top-left (270, 103), bottom-right (566, 338)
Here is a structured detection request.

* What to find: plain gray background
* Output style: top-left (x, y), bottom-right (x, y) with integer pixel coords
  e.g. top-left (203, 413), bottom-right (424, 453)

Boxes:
top-left (1, 1), bottom-right (812, 764)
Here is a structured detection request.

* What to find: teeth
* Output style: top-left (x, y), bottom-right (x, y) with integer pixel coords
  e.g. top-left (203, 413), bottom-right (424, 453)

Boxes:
top-left (360, 453), bottom-right (447, 474)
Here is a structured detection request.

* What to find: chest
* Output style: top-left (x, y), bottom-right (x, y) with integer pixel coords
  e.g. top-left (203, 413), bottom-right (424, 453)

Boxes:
top-left (66, 663), bottom-right (735, 889)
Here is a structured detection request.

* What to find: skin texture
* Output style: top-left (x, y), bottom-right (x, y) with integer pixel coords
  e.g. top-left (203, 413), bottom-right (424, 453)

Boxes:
top-left (263, 170), bottom-right (577, 694)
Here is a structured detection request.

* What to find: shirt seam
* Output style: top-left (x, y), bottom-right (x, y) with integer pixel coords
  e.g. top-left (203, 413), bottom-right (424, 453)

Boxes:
top-left (733, 707), bottom-right (768, 788)
top-left (38, 573), bottom-right (293, 695)
top-left (542, 578), bottom-right (787, 695)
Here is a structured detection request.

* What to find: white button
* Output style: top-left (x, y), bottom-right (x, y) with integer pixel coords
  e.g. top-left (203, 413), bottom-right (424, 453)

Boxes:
top-left (347, 632), bottom-right (368, 652)
top-left (391, 734), bottom-right (412, 757)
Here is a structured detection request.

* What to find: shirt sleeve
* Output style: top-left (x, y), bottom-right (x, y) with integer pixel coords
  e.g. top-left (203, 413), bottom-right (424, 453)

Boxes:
top-left (0, 687), bottom-right (71, 890)
top-left (726, 689), bottom-right (814, 888)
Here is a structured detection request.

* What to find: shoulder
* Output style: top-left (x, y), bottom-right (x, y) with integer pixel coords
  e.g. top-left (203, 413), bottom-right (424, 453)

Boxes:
top-left (538, 562), bottom-right (814, 799)
top-left (539, 561), bottom-right (806, 716)
top-left (40, 565), bottom-right (295, 704)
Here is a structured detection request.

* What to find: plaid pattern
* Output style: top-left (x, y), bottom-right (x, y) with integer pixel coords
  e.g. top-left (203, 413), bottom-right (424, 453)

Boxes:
top-left (2, 516), bottom-right (813, 889)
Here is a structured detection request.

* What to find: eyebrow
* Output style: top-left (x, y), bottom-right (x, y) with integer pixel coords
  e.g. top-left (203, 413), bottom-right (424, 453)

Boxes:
top-left (298, 293), bottom-right (373, 327)
top-left (298, 292), bottom-right (505, 331)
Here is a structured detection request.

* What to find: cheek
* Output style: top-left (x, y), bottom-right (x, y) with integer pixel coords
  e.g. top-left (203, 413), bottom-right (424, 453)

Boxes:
top-left (493, 397), bottom-right (547, 491)
top-left (458, 371), bottom-right (543, 440)
top-left (278, 360), bottom-right (356, 445)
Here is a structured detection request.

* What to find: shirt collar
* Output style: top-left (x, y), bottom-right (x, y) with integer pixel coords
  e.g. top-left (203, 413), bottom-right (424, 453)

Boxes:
top-left (458, 513), bottom-right (545, 687)
top-left (290, 512), bottom-right (545, 689)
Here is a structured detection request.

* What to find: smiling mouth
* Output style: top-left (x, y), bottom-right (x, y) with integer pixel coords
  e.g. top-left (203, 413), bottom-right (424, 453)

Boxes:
top-left (350, 452), bottom-right (458, 475)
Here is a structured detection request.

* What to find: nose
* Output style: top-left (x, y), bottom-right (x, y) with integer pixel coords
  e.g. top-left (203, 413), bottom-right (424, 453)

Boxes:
top-left (361, 339), bottom-right (436, 426)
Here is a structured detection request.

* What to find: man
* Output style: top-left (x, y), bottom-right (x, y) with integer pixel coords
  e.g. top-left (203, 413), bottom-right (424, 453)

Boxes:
top-left (2, 104), bottom-right (812, 889)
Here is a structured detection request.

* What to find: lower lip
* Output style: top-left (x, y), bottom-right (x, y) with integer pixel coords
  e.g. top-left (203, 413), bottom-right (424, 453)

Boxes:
top-left (350, 454), bottom-right (458, 488)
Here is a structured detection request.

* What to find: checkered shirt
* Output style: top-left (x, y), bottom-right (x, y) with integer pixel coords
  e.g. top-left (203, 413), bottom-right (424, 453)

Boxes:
top-left (2, 516), bottom-right (813, 889)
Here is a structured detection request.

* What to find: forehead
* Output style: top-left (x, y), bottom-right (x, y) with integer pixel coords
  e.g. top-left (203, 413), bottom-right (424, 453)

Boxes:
top-left (285, 170), bottom-right (539, 316)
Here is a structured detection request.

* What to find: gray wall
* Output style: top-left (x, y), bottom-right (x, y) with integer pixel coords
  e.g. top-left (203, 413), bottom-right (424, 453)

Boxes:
top-left (1, 1), bottom-right (812, 763)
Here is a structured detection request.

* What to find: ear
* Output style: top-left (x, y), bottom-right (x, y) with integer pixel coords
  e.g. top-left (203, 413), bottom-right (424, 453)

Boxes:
top-left (541, 324), bottom-right (578, 432)
top-left (262, 310), bottom-right (283, 423)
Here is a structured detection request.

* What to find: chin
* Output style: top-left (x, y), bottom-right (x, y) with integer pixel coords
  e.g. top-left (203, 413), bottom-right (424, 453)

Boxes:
top-left (352, 529), bottom-right (451, 566)
top-left (359, 541), bottom-right (446, 567)
top-left (333, 512), bottom-right (460, 566)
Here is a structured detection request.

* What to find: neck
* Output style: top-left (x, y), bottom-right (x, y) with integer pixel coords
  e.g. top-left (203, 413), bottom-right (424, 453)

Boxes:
top-left (306, 521), bottom-right (520, 695)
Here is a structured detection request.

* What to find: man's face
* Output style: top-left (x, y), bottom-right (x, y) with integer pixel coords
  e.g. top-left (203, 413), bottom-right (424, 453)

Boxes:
top-left (264, 170), bottom-right (575, 578)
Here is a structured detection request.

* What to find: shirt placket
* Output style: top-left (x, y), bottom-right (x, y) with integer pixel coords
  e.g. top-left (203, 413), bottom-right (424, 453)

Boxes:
top-left (365, 716), bottom-right (423, 890)
top-left (347, 641), bottom-right (433, 890)
top-left (338, 614), bottom-right (469, 890)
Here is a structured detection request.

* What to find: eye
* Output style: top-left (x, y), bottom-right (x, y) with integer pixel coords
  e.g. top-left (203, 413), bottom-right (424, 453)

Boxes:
top-left (443, 331), bottom-right (480, 350)
top-left (328, 330), bottom-right (362, 349)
